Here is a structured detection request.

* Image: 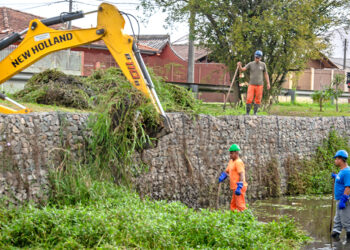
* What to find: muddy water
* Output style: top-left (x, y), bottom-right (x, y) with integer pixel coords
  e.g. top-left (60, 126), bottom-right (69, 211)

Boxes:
top-left (251, 196), bottom-right (350, 250)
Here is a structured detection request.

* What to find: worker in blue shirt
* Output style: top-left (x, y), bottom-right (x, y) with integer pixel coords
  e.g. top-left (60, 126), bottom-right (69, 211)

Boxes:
top-left (331, 150), bottom-right (350, 242)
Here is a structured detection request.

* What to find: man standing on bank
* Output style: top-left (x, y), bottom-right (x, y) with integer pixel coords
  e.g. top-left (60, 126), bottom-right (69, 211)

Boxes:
top-left (331, 150), bottom-right (350, 242)
top-left (237, 50), bottom-right (270, 115)
top-left (218, 144), bottom-right (248, 212)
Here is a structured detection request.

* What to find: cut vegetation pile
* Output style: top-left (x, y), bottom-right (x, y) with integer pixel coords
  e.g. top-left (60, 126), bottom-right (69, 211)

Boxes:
top-left (86, 68), bottom-right (163, 185)
top-left (14, 68), bottom-right (199, 112)
top-left (14, 69), bottom-right (93, 109)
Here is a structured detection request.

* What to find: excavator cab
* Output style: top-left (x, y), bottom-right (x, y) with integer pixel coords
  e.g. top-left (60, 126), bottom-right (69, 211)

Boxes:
top-left (0, 3), bottom-right (172, 134)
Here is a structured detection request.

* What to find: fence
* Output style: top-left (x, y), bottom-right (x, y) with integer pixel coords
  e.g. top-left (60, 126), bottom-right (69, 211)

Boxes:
top-left (168, 81), bottom-right (350, 103)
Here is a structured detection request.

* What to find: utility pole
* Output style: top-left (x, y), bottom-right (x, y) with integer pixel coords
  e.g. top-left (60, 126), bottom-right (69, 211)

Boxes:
top-left (343, 39), bottom-right (347, 70)
top-left (67, 0), bottom-right (73, 68)
top-left (68, 0), bottom-right (73, 29)
top-left (187, 9), bottom-right (197, 96)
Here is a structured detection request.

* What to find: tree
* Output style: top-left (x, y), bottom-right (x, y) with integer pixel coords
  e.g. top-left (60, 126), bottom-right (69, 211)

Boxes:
top-left (328, 74), bottom-right (345, 112)
top-left (311, 89), bottom-right (331, 112)
top-left (140, 0), bottom-right (198, 95)
top-left (193, 0), bottom-right (349, 103)
top-left (140, 0), bottom-right (349, 104)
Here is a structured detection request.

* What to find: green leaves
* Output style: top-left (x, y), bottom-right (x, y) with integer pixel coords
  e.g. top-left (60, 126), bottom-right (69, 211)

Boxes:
top-left (0, 184), bottom-right (308, 249)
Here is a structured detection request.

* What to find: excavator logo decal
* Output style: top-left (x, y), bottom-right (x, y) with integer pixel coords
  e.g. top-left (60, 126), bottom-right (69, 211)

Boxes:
top-left (125, 53), bottom-right (141, 83)
top-left (11, 33), bottom-right (73, 68)
top-left (126, 62), bottom-right (140, 80)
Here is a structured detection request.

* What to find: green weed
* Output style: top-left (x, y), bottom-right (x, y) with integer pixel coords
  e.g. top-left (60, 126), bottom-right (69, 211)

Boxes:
top-left (286, 130), bottom-right (350, 195)
top-left (0, 183), bottom-right (309, 249)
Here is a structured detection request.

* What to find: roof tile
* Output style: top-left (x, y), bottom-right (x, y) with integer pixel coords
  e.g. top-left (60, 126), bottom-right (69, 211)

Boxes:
top-left (136, 35), bottom-right (169, 51)
top-left (171, 44), bottom-right (209, 61)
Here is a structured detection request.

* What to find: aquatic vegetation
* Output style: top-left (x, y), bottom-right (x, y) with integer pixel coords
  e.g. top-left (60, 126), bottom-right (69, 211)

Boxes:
top-left (0, 182), bottom-right (309, 249)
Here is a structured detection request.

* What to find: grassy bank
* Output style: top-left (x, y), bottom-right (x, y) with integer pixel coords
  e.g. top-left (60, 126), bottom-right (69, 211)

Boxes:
top-left (2, 67), bottom-right (349, 117)
top-left (197, 102), bottom-right (350, 117)
top-left (0, 182), bottom-right (308, 249)
top-left (2, 98), bottom-right (349, 117)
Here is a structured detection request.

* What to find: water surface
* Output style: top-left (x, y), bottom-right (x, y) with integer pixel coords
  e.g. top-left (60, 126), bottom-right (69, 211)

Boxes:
top-left (251, 196), bottom-right (350, 249)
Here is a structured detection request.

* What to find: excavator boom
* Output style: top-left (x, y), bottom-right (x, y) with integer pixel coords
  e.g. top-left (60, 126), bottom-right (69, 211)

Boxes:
top-left (0, 3), bottom-right (171, 132)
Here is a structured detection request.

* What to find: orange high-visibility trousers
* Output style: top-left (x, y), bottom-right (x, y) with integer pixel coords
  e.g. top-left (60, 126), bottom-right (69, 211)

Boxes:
top-left (230, 186), bottom-right (247, 212)
top-left (246, 85), bottom-right (263, 104)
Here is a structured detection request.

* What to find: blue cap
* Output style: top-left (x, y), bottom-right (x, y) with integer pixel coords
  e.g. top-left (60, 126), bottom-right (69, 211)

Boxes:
top-left (255, 50), bottom-right (263, 58)
top-left (334, 150), bottom-right (348, 159)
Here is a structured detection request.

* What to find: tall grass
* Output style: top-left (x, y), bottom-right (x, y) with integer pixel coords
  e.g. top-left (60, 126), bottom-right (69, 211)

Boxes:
top-left (286, 130), bottom-right (350, 195)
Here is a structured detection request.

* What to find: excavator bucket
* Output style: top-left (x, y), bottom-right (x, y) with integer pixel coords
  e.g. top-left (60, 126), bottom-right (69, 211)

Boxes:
top-left (97, 3), bottom-right (172, 135)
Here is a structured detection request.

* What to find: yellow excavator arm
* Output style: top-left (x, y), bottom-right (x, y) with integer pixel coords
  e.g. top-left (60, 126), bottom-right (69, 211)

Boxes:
top-left (0, 3), bottom-right (171, 131)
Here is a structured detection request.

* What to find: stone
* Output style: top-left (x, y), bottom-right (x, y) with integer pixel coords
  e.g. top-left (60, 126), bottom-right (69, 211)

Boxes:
top-left (12, 125), bottom-right (20, 133)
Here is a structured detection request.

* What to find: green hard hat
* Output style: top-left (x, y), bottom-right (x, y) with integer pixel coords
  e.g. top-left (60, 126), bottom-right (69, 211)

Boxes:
top-left (229, 144), bottom-right (240, 152)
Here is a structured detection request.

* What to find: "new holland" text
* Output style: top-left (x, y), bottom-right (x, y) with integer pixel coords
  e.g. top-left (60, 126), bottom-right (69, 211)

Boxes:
top-left (11, 33), bottom-right (73, 68)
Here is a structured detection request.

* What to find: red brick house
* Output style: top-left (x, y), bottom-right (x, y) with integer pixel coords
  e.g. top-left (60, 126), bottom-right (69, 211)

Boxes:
top-left (138, 35), bottom-right (231, 102)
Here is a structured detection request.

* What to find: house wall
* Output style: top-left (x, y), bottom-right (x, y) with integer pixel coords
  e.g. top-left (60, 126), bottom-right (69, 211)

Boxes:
top-left (143, 44), bottom-right (231, 102)
top-left (313, 69), bottom-right (333, 90)
top-left (297, 70), bottom-right (312, 90)
top-left (143, 45), bottom-right (231, 86)
top-left (142, 44), bottom-right (185, 82)
top-left (284, 69), bottom-right (346, 91)
top-left (72, 47), bottom-right (117, 76)
top-left (307, 60), bottom-right (323, 69)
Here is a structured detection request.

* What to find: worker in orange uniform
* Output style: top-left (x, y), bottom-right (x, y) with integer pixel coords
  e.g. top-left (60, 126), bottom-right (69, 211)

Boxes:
top-left (237, 50), bottom-right (270, 115)
top-left (218, 144), bottom-right (248, 212)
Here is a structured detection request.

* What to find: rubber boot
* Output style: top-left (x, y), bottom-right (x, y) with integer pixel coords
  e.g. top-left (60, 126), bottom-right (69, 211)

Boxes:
top-left (246, 104), bottom-right (252, 115)
top-left (331, 231), bottom-right (340, 241)
top-left (253, 104), bottom-right (260, 115)
top-left (347, 232), bottom-right (350, 242)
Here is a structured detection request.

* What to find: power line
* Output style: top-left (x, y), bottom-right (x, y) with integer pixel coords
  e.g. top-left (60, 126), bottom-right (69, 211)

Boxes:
top-left (0, 1), bottom-right (63, 5)
top-left (74, 1), bottom-right (98, 7)
top-left (74, 1), bottom-right (139, 6)
top-left (21, 1), bottom-right (67, 11)
top-left (94, 0), bottom-right (140, 3)
top-left (0, 3), bottom-right (46, 5)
